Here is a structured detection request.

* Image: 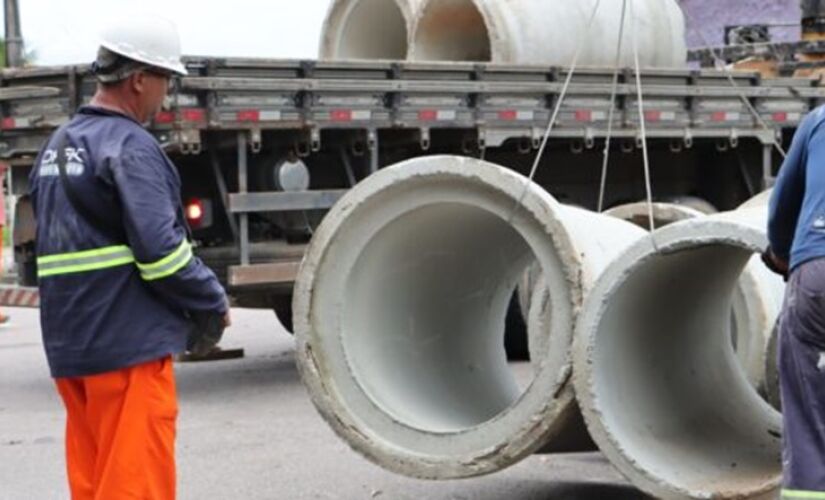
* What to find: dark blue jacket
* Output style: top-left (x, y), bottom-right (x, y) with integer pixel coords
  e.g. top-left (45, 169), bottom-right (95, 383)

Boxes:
top-left (769, 105), bottom-right (825, 272)
top-left (30, 106), bottom-right (227, 378)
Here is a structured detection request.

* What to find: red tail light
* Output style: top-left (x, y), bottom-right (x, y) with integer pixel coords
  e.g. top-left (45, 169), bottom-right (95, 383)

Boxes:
top-left (185, 198), bottom-right (213, 229)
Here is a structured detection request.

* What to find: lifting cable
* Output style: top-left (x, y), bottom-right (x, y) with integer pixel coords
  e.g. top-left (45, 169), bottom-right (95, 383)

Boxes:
top-left (629, 0), bottom-right (659, 239)
top-left (597, 0), bottom-right (629, 214)
top-left (681, 7), bottom-right (788, 160)
top-left (508, 0), bottom-right (604, 221)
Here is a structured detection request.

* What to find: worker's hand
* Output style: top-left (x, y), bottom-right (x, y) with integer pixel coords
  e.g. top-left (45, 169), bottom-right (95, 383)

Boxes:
top-left (761, 247), bottom-right (789, 280)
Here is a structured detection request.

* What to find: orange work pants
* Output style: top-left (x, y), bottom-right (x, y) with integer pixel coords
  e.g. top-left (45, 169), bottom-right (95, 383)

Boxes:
top-left (55, 356), bottom-right (178, 500)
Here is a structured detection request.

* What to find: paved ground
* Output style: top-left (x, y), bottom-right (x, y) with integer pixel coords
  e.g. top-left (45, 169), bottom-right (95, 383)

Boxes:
top-left (0, 307), bottom-right (647, 500)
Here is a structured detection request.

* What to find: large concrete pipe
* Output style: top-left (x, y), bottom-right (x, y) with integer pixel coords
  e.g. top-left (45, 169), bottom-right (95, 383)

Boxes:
top-left (573, 206), bottom-right (782, 499)
top-left (409, 0), bottom-right (687, 67)
top-left (605, 201), bottom-right (781, 398)
top-left (319, 0), bottom-right (421, 60)
top-left (294, 156), bottom-right (646, 478)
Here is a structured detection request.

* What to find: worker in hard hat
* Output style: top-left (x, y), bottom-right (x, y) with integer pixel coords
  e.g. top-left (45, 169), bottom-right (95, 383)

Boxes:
top-left (766, 105), bottom-right (825, 496)
top-left (29, 14), bottom-right (229, 499)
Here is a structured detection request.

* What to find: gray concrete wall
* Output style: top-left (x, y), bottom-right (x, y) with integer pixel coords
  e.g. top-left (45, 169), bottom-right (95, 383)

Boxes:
top-left (679, 0), bottom-right (801, 47)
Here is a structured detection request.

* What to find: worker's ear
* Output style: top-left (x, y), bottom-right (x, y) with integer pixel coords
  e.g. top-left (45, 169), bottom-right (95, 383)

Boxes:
top-left (130, 71), bottom-right (148, 95)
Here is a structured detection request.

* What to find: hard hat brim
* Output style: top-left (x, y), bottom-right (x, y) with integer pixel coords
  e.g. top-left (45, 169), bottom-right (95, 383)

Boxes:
top-left (100, 41), bottom-right (188, 77)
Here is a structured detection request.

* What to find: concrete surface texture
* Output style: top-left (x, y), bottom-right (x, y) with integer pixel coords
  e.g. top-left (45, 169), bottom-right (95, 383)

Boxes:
top-left (0, 307), bottom-right (647, 499)
top-left (573, 205), bottom-right (783, 499)
top-left (293, 156), bottom-right (647, 479)
top-left (409, 0), bottom-right (687, 67)
top-left (679, 0), bottom-right (800, 47)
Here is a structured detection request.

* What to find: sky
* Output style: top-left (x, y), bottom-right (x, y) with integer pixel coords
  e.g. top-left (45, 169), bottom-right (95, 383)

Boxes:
top-left (1, 0), bottom-right (331, 65)
top-left (0, 1), bottom-right (806, 66)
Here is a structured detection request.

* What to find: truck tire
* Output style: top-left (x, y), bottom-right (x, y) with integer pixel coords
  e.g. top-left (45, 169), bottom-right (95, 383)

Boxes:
top-left (272, 294), bottom-right (294, 333)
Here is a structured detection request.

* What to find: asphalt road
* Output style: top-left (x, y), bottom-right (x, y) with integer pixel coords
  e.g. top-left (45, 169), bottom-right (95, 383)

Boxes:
top-left (0, 307), bottom-right (647, 500)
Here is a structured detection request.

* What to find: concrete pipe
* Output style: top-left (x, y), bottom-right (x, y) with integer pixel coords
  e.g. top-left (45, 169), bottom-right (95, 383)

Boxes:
top-left (573, 206), bottom-right (782, 499)
top-left (604, 201), bottom-right (781, 397)
top-left (409, 0), bottom-right (687, 67)
top-left (294, 155), bottom-right (646, 478)
top-left (319, 0), bottom-right (421, 60)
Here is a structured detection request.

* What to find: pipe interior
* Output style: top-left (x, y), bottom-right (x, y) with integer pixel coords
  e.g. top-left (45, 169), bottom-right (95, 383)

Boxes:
top-left (608, 206), bottom-right (765, 393)
top-left (412, 0), bottom-right (491, 61)
top-left (343, 203), bottom-right (538, 433)
top-left (594, 243), bottom-right (781, 491)
top-left (335, 0), bottom-right (409, 59)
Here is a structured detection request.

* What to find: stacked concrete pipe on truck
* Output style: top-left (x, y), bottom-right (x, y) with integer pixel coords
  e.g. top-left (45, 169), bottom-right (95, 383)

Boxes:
top-left (409, 0), bottom-right (687, 67)
top-left (319, 0), bottom-right (422, 60)
top-left (294, 156), bottom-right (646, 478)
top-left (573, 205), bottom-right (783, 499)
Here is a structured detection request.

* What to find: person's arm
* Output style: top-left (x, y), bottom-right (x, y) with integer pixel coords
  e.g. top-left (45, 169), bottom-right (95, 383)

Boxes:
top-left (108, 143), bottom-right (228, 316)
top-left (767, 115), bottom-right (817, 264)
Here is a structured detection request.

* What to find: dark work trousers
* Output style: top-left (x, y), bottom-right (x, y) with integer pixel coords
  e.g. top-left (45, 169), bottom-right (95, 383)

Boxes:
top-left (780, 257), bottom-right (825, 495)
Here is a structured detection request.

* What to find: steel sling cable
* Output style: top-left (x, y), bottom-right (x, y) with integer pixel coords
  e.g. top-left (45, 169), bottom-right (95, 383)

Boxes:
top-left (508, 0), bottom-right (604, 221)
top-left (629, 0), bottom-right (659, 244)
top-left (682, 6), bottom-right (788, 159)
top-left (597, 0), bottom-right (630, 213)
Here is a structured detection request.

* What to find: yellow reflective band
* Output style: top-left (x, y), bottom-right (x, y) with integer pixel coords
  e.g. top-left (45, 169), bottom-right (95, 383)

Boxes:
top-left (37, 245), bottom-right (135, 278)
top-left (37, 256), bottom-right (136, 278)
top-left (37, 245), bottom-right (133, 265)
top-left (136, 239), bottom-right (193, 281)
top-left (783, 490), bottom-right (825, 499)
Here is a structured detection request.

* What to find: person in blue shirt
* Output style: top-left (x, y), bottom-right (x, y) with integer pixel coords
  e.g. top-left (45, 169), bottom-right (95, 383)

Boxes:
top-left (29, 15), bottom-right (229, 500)
top-left (767, 104), bottom-right (825, 496)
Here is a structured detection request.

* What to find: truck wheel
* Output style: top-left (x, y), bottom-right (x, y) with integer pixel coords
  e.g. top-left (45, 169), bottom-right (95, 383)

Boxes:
top-left (272, 294), bottom-right (293, 333)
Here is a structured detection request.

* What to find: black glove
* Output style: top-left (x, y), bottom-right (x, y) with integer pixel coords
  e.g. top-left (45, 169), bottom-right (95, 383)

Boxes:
top-left (761, 247), bottom-right (789, 281)
top-left (186, 310), bottom-right (226, 357)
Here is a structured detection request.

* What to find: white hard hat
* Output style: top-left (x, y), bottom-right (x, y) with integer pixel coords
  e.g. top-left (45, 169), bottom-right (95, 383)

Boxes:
top-left (99, 14), bottom-right (187, 76)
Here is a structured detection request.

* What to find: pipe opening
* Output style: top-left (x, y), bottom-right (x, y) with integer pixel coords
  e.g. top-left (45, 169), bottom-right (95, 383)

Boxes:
top-left (344, 203), bottom-right (539, 432)
top-left (605, 203), bottom-right (773, 396)
top-left (333, 0), bottom-right (409, 59)
top-left (412, 0), bottom-right (491, 61)
top-left (589, 242), bottom-right (780, 493)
